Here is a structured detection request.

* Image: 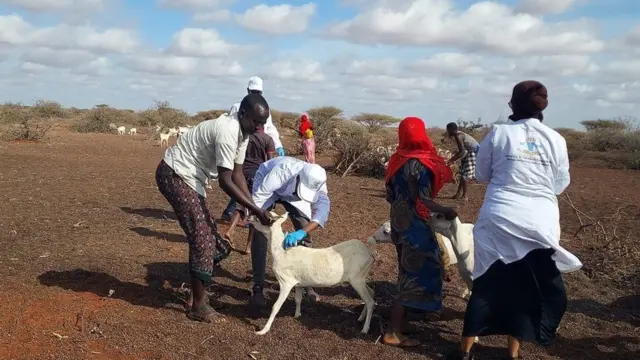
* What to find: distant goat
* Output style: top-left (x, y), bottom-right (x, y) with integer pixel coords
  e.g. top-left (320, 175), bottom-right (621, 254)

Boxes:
top-left (128, 128), bottom-right (137, 136)
top-left (117, 126), bottom-right (126, 135)
top-left (248, 212), bottom-right (376, 335)
top-left (109, 123), bottom-right (117, 130)
top-left (159, 132), bottom-right (171, 147)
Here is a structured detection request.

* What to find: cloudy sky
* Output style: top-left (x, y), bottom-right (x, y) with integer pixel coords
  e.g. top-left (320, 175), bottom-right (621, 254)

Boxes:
top-left (0, 0), bottom-right (638, 129)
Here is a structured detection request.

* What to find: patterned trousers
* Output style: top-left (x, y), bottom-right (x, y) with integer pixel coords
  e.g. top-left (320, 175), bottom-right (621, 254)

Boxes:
top-left (155, 160), bottom-right (230, 283)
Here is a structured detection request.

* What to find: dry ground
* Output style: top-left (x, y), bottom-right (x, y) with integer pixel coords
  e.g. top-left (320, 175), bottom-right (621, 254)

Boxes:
top-left (0, 129), bottom-right (638, 360)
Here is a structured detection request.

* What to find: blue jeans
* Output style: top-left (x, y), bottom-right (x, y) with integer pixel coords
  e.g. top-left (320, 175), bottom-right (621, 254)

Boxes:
top-left (222, 198), bottom-right (236, 216)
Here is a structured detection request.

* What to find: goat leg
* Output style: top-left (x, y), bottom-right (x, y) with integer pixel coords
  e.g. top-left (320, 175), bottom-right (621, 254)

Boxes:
top-left (255, 282), bottom-right (295, 335)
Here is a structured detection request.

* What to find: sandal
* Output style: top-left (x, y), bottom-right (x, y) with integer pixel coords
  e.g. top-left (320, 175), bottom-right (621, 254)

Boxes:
top-left (187, 304), bottom-right (226, 323)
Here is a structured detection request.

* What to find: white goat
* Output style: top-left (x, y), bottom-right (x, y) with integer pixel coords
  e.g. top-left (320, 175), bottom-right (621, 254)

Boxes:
top-left (159, 132), bottom-right (171, 147)
top-left (369, 215), bottom-right (474, 300)
top-left (109, 123), bottom-right (117, 130)
top-left (117, 126), bottom-right (126, 135)
top-left (168, 127), bottom-right (179, 137)
top-left (128, 128), bottom-right (137, 136)
top-left (248, 212), bottom-right (376, 335)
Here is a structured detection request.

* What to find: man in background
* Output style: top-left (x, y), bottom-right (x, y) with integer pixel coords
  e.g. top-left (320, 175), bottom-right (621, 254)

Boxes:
top-left (222, 76), bottom-right (285, 221)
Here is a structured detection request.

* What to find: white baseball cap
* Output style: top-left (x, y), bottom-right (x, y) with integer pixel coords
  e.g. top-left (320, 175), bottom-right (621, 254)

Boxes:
top-left (247, 76), bottom-right (263, 91)
top-left (296, 163), bottom-right (327, 203)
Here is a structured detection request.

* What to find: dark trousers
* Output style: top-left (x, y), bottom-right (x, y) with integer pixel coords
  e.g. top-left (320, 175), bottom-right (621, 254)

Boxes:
top-left (251, 201), bottom-right (312, 291)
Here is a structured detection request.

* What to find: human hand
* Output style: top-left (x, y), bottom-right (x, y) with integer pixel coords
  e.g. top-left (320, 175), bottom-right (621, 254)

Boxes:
top-left (283, 229), bottom-right (307, 249)
top-left (256, 209), bottom-right (274, 226)
top-left (443, 207), bottom-right (458, 221)
top-left (277, 147), bottom-right (285, 156)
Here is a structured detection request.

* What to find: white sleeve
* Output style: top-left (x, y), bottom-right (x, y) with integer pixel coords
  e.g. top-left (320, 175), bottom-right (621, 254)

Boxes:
top-left (252, 167), bottom-right (290, 209)
top-left (310, 184), bottom-right (330, 228)
top-left (264, 112), bottom-right (283, 149)
top-left (475, 125), bottom-right (495, 183)
top-left (234, 137), bottom-right (249, 165)
top-left (554, 137), bottom-right (571, 195)
top-left (229, 102), bottom-right (240, 115)
top-left (215, 124), bottom-right (241, 170)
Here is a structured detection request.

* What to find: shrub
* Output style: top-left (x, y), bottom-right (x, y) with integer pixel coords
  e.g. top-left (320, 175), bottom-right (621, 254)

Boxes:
top-left (332, 122), bottom-right (374, 177)
top-left (192, 109), bottom-right (227, 123)
top-left (138, 100), bottom-right (190, 128)
top-left (307, 106), bottom-right (344, 153)
top-left (351, 112), bottom-right (400, 133)
top-left (1, 105), bottom-right (51, 141)
top-left (72, 105), bottom-right (139, 133)
top-left (580, 119), bottom-right (626, 132)
top-left (271, 109), bottom-right (300, 131)
top-left (32, 99), bottom-right (66, 118)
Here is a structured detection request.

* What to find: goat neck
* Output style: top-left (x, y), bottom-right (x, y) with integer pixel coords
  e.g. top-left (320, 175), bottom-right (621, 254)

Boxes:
top-left (268, 225), bottom-right (287, 256)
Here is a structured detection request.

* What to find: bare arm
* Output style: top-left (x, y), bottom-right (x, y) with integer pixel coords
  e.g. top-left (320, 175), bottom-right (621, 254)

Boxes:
top-left (218, 166), bottom-right (261, 215)
top-left (448, 134), bottom-right (468, 163)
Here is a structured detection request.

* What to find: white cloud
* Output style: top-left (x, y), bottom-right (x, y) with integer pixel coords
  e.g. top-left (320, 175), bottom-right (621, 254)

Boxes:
top-left (236, 3), bottom-right (316, 35)
top-left (0, 14), bottom-right (137, 53)
top-left (623, 25), bottom-right (640, 48)
top-left (266, 60), bottom-right (325, 82)
top-left (327, 0), bottom-right (603, 56)
top-left (515, 0), bottom-right (582, 15)
top-left (157, 0), bottom-right (231, 10)
top-left (166, 28), bottom-right (250, 57)
top-left (21, 47), bottom-right (98, 68)
top-left (409, 53), bottom-right (484, 77)
top-left (0, 0), bottom-right (104, 12)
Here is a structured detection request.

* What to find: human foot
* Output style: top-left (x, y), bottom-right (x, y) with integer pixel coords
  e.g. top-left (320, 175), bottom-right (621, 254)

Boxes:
top-left (382, 333), bottom-right (420, 347)
top-left (187, 304), bottom-right (226, 323)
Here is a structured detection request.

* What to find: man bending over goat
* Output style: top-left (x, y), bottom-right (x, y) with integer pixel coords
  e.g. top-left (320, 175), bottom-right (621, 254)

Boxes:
top-left (155, 93), bottom-right (273, 324)
top-left (248, 156), bottom-right (330, 315)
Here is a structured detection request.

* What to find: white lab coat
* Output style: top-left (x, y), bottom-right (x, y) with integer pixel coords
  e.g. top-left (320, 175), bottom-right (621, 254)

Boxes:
top-left (251, 157), bottom-right (330, 227)
top-left (472, 118), bottom-right (582, 278)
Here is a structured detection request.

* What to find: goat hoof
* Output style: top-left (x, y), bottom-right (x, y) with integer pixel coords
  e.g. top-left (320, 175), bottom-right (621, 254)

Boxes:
top-left (255, 330), bottom-right (268, 335)
top-left (294, 313), bottom-right (301, 319)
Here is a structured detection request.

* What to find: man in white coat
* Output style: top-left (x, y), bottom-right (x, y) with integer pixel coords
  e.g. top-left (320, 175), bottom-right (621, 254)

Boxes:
top-left (248, 156), bottom-right (330, 315)
top-left (222, 76), bottom-right (286, 221)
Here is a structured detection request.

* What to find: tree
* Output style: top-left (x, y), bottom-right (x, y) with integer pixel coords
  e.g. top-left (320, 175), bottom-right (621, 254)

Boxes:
top-left (580, 119), bottom-right (626, 132)
top-left (351, 112), bottom-right (400, 133)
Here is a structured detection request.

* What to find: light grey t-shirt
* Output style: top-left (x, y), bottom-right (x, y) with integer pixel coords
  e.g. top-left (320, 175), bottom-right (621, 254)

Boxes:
top-left (163, 113), bottom-right (249, 197)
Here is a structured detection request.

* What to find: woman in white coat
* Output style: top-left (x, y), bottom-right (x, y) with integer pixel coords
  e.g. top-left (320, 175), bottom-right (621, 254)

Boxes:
top-left (448, 81), bottom-right (582, 360)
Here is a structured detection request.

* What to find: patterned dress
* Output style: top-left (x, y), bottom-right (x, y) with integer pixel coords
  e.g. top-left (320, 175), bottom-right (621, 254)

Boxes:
top-left (386, 159), bottom-right (443, 311)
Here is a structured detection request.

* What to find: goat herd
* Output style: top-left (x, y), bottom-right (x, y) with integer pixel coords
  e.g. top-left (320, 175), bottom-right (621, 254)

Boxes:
top-left (108, 122), bottom-right (192, 147)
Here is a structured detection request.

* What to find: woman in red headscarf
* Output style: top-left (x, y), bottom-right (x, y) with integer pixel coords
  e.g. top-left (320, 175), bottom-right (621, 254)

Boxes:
top-left (383, 117), bottom-right (457, 347)
top-left (298, 114), bottom-right (315, 163)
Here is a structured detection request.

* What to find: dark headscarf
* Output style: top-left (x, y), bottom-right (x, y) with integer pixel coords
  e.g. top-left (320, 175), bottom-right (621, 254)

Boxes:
top-left (509, 80), bottom-right (548, 121)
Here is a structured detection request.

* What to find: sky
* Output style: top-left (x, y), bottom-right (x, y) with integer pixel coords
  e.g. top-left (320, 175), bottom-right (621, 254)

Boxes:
top-left (0, 0), bottom-right (638, 129)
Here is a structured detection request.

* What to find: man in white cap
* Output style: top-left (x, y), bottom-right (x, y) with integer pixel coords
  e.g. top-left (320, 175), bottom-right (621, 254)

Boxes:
top-left (247, 156), bottom-right (330, 315)
top-left (222, 76), bottom-right (286, 222)
top-left (229, 76), bottom-right (284, 156)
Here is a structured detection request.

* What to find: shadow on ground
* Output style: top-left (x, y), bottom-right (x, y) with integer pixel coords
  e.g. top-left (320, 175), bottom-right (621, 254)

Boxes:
top-left (121, 206), bottom-right (176, 220)
top-left (130, 227), bottom-right (186, 242)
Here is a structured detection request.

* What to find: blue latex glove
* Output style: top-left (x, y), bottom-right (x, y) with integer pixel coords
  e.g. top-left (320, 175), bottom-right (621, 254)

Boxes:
top-left (283, 229), bottom-right (307, 249)
top-left (277, 147), bottom-right (285, 156)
